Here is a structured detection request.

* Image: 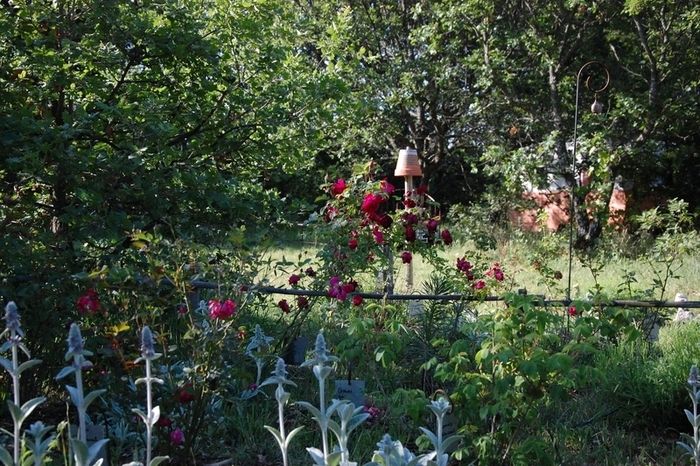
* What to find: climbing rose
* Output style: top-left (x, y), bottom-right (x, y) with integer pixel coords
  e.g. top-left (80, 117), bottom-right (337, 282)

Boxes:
top-left (416, 185), bottom-right (428, 195)
top-left (305, 267), bottom-right (317, 277)
top-left (441, 229), bottom-right (453, 246)
top-left (400, 251), bottom-right (413, 264)
top-left (170, 428), bottom-right (185, 446)
top-left (402, 212), bottom-right (418, 225)
top-left (297, 296), bottom-right (309, 309)
top-left (352, 295), bottom-right (363, 306)
top-left (278, 299), bottom-right (290, 314)
top-left (568, 305), bottom-right (577, 317)
top-left (380, 180), bottom-right (395, 195)
top-left (289, 274), bottom-right (301, 286)
top-left (372, 227), bottom-right (384, 245)
top-left (473, 280), bottom-right (486, 290)
top-left (405, 225), bottom-right (416, 242)
top-left (331, 178), bottom-right (347, 197)
top-left (376, 214), bottom-right (393, 228)
top-left (403, 197), bottom-right (416, 208)
top-left (342, 280), bottom-right (358, 293)
top-left (209, 299), bottom-right (236, 320)
top-left (76, 289), bottom-right (101, 314)
top-left (456, 257), bottom-right (472, 273)
top-left (176, 304), bottom-right (188, 316)
top-left (361, 193), bottom-right (383, 215)
top-left (426, 218), bottom-right (438, 232)
top-left (348, 238), bottom-right (358, 250)
top-left (328, 277), bottom-right (348, 301)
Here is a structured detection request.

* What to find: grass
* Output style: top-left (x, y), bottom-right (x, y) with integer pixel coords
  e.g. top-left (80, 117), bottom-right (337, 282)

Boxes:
top-left (255, 233), bottom-right (700, 303)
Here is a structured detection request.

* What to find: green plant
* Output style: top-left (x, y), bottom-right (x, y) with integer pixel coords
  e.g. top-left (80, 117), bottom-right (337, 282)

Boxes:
top-left (123, 327), bottom-right (169, 466)
top-left (260, 358), bottom-right (303, 466)
top-left (678, 366), bottom-right (700, 465)
top-left (0, 302), bottom-right (45, 466)
top-left (56, 324), bottom-right (109, 466)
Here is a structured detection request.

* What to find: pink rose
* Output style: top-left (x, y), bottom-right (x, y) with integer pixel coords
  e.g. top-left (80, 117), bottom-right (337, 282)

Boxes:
top-left (331, 178), bottom-right (347, 197)
top-left (473, 280), bottom-right (486, 290)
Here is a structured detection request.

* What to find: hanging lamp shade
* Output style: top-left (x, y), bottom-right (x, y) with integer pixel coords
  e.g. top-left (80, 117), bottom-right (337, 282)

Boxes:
top-left (394, 147), bottom-right (422, 177)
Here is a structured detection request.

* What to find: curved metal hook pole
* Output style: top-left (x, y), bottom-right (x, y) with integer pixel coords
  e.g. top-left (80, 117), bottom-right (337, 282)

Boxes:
top-left (566, 61), bottom-right (611, 305)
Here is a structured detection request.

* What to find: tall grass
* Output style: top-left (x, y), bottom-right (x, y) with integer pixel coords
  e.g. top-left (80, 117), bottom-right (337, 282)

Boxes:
top-left (256, 235), bottom-right (699, 302)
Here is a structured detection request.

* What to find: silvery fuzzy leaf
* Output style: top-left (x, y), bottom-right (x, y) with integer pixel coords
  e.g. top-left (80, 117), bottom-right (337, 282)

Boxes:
top-left (297, 401), bottom-right (323, 421)
top-left (347, 413), bottom-right (370, 435)
top-left (8, 397), bottom-right (45, 426)
top-left (132, 408), bottom-right (148, 426)
top-left (0, 445), bottom-right (12, 466)
top-left (87, 439), bottom-right (109, 466)
top-left (152, 377), bottom-right (164, 385)
top-left (327, 399), bottom-right (349, 418)
top-left (66, 385), bottom-right (81, 407)
top-left (0, 357), bottom-right (13, 374)
top-left (93, 459), bottom-right (104, 466)
top-left (419, 427), bottom-right (438, 450)
top-left (17, 359), bottom-right (42, 376)
top-left (313, 364), bottom-right (333, 381)
top-left (135, 377), bottom-right (147, 385)
top-left (285, 426), bottom-right (304, 449)
top-left (149, 456), bottom-right (169, 466)
top-left (677, 441), bottom-right (694, 456)
top-left (121, 462), bottom-right (143, 466)
top-left (327, 418), bottom-right (341, 439)
top-left (71, 438), bottom-right (90, 466)
top-left (149, 406), bottom-right (161, 427)
top-left (18, 342), bottom-right (31, 359)
top-left (83, 389), bottom-right (106, 410)
top-left (56, 366), bottom-right (75, 380)
top-left (441, 434), bottom-right (461, 453)
top-left (307, 447), bottom-right (326, 465)
top-left (0, 341), bottom-right (11, 353)
top-left (264, 425), bottom-right (285, 449)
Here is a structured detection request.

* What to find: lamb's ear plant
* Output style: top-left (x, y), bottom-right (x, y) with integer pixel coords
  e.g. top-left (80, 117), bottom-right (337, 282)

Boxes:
top-left (418, 397), bottom-right (461, 466)
top-left (122, 326), bottom-right (169, 466)
top-left (260, 357), bottom-right (303, 466)
top-left (0, 301), bottom-right (45, 466)
top-left (55, 323), bottom-right (108, 466)
top-left (23, 421), bottom-right (55, 466)
top-left (327, 399), bottom-right (370, 466)
top-left (364, 434), bottom-right (433, 466)
top-left (678, 365), bottom-right (700, 465)
top-left (242, 324), bottom-right (274, 399)
top-left (297, 331), bottom-right (343, 466)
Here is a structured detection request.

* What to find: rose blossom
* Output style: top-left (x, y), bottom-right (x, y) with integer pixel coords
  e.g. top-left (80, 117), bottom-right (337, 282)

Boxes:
top-left (289, 274), bottom-right (301, 286)
top-left (278, 299), bottom-right (290, 314)
top-left (297, 296), bottom-right (309, 309)
top-left (400, 251), bottom-right (413, 264)
top-left (380, 179), bottom-right (396, 195)
top-left (348, 238), bottom-right (358, 250)
top-left (441, 229), bottom-right (453, 246)
top-left (473, 280), bottom-right (486, 290)
top-left (331, 178), bottom-right (347, 197)
top-left (76, 289), bottom-right (101, 314)
top-left (209, 299), bottom-right (236, 320)
top-left (352, 295), bottom-right (363, 306)
top-left (361, 193), bottom-right (383, 215)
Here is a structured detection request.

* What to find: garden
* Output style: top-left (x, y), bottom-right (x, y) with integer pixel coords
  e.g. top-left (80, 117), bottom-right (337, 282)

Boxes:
top-left (1, 1), bottom-right (700, 465)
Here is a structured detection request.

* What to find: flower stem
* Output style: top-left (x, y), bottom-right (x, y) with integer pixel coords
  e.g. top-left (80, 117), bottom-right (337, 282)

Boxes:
top-left (11, 330), bottom-right (20, 466)
top-left (74, 357), bottom-right (87, 443)
top-left (146, 358), bottom-right (153, 466)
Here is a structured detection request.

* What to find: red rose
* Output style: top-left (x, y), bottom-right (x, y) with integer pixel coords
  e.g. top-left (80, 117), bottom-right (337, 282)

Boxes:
top-left (441, 229), bottom-right (453, 246)
top-left (278, 299), bottom-right (290, 314)
top-left (331, 178), bottom-right (347, 197)
top-left (352, 295), bottom-right (363, 306)
top-left (400, 251), bottom-right (413, 264)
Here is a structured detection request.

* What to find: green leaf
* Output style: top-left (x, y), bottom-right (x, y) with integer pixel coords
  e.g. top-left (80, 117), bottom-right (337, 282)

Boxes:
top-left (0, 446), bottom-right (13, 466)
top-left (149, 456), bottom-right (169, 466)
